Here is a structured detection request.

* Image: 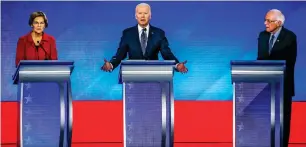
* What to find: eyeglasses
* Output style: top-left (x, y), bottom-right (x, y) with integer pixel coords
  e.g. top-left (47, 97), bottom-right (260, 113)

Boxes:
top-left (33, 21), bottom-right (45, 26)
top-left (264, 19), bottom-right (278, 24)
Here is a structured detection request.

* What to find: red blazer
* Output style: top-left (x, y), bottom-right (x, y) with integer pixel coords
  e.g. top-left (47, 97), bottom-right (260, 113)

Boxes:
top-left (15, 32), bottom-right (58, 67)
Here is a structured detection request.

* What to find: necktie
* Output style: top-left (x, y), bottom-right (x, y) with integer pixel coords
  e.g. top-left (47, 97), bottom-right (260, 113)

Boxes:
top-left (141, 28), bottom-right (147, 55)
top-left (269, 35), bottom-right (275, 54)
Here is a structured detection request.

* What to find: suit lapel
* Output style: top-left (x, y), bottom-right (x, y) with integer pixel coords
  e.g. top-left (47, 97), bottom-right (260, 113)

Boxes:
top-left (133, 26), bottom-right (143, 55)
top-left (271, 28), bottom-right (286, 52)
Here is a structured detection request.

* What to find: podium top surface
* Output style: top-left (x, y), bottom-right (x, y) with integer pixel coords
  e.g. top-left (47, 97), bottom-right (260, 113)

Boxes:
top-left (230, 60), bottom-right (285, 72)
top-left (16, 60), bottom-right (74, 67)
top-left (230, 60), bottom-right (285, 83)
top-left (231, 60), bottom-right (285, 66)
top-left (13, 60), bottom-right (74, 84)
top-left (121, 60), bottom-right (176, 65)
top-left (119, 60), bottom-right (175, 83)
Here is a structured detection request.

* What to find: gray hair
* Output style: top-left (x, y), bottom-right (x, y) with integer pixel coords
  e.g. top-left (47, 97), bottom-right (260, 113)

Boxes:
top-left (269, 9), bottom-right (285, 26)
top-left (135, 3), bottom-right (151, 14)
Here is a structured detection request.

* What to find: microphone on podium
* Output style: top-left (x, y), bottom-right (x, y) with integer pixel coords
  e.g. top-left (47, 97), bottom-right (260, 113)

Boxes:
top-left (37, 41), bottom-right (50, 60)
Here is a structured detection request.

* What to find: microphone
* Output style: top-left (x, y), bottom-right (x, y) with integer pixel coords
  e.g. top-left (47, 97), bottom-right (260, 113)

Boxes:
top-left (35, 45), bottom-right (39, 52)
top-left (37, 41), bottom-right (50, 60)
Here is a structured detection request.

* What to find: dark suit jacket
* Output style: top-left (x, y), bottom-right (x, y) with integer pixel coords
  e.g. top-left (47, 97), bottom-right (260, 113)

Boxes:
top-left (257, 27), bottom-right (297, 96)
top-left (15, 32), bottom-right (58, 67)
top-left (110, 25), bottom-right (179, 69)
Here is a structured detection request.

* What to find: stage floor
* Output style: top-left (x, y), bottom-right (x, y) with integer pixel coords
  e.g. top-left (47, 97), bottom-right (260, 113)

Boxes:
top-left (1, 101), bottom-right (306, 144)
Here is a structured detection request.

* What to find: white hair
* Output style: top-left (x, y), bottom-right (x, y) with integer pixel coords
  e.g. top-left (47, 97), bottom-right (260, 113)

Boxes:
top-left (135, 3), bottom-right (151, 14)
top-left (269, 9), bottom-right (285, 26)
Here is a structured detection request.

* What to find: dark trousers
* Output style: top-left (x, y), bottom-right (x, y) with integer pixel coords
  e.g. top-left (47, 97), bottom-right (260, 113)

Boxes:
top-left (283, 95), bottom-right (292, 147)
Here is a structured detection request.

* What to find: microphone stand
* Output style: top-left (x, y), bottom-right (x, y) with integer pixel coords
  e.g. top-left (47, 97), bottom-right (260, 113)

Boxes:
top-left (37, 41), bottom-right (50, 60)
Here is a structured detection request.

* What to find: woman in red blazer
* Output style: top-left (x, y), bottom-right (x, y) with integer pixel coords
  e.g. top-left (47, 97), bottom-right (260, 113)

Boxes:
top-left (15, 11), bottom-right (58, 67)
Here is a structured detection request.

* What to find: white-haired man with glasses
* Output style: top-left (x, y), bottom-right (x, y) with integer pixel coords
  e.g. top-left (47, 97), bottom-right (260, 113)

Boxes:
top-left (257, 9), bottom-right (297, 147)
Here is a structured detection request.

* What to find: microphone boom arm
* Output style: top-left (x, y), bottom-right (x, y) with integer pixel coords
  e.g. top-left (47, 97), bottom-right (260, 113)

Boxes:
top-left (37, 41), bottom-right (50, 60)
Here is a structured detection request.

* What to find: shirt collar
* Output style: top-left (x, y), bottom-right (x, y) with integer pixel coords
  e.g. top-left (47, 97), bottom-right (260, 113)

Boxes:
top-left (271, 27), bottom-right (282, 38)
top-left (138, 24), bottom-right (150, 33)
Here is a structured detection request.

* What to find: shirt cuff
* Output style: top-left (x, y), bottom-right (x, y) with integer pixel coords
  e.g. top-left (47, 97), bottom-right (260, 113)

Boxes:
top-left (175, 63), bottom-right (179, 69)
top-left (109, 63), bottom-right (114, 71)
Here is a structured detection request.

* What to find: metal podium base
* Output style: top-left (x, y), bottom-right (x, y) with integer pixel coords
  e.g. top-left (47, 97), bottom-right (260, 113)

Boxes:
top-left (123, 82), bottom-right (173, 147)
top-left (18, 82), bottom-right (72, 147)
top-left (234, 82), bottom-right (282, 147)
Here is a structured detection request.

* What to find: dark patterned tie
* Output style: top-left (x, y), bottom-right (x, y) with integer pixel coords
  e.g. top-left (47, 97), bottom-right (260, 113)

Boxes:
top-left (269, 35), bottom-right (275, 54)
top-left (141, 28), bottom-right (147, 55)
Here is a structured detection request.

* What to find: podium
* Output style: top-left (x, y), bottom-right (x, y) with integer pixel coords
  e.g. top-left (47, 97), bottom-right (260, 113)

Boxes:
top-left (119, 60), bottom-right (175, 147)
top-left (231, 60), bottom-right (285, 147)
top-left (13, 60), bottom-right (74, 147)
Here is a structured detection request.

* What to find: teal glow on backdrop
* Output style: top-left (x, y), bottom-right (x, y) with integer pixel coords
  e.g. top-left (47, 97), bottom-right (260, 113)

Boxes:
top-left (1, 1), bottom-right (306, 101)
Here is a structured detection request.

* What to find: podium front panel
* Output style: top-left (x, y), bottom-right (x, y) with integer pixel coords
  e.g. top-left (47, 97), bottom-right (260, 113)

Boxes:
top-left (123, 82), bottom-right (172, 147)
top-left (234, 82), bottom-right (282, 147)
top-left (18, 82), bottom-right (72, 147)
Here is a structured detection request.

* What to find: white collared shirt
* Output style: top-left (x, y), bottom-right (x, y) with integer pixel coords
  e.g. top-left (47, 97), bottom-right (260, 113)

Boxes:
top-left (138, 24), bottom-right (150, 44)
top-left (270, 27), bottom-right (282, 48)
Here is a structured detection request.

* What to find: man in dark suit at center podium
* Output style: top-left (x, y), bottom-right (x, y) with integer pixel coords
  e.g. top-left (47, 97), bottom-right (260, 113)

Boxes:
top-left (101, 3), bottom-right (188, 73)
top-left (257, 9), bottom-right (297, 147)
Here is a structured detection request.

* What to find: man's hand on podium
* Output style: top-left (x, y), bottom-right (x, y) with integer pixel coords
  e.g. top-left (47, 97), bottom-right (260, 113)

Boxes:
top-left (101, 59), bottom-right (113, 72)
top-left (177, 60), bottom-right (188, 73)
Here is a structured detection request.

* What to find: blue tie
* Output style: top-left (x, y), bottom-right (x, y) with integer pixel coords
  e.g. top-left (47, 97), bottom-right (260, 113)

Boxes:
top-left (141, 28), bottom-right (147, 55)
top-left (269, 35), bottom-right (275, 54)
